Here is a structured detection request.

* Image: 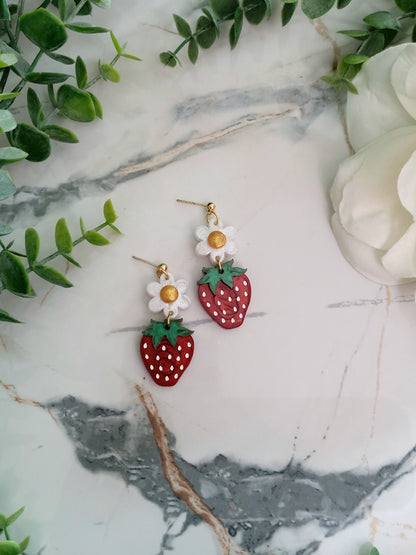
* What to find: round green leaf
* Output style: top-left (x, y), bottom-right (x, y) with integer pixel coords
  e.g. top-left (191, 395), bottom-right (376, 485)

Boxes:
top-left (25, 72), bottom-right (71, 84)
top-left (0, 308), bottom-right (21, 323)
top-left (0, 109), bottom-right (16, 132)
top-left (243, 0), bottom-right (267, 24)
top-left (229, 6), bottom-right (243, 49)
top-left (41, 124), bottom-right (78, 143)
top-left (188, 37), bottom-right (198, 64)
top-left (46, 52), bottom-right (74, 64)
top-left (337, 0), bottom-right (352, 6)
top-left (84, 230), bottom-right (109, 246)
top-left (395, 0), bottom-right (416, 10)
top-left (301, 0), bottom-right (335, 18)
top-left (88, 93), bottom-right (102, 119)
top-left (0, 170), bottom-right (16, 200)
top-left (103, 199), bottom-right (116, 223)
top-left (159, 51), bottom-right (177, 67)
top-left (0, 541), bottom-right (21, 554)
top-left (0, 0), bottom-right (10, 21)
top-left (75, 56), bottom-right (87, 89)
top-left (33, 264), bottom-right (73, 287)
top-left (57, 84), bottom-right (96, 122)
top-left (196, 16), bottom-right (217, 49)
top-left (363, 11), bottom-right (399, 31)
top-left (0, 147), bottom-right (28, 165)
top-left (0, 250), bottom-right (31, 296)
top-left (0, 53), bottom-right (17, 68)
top-left (8, 123), bottom-right (51, 162)
top-left (55, 217), bottom-right (72, 253)
top-left (20, 8), bottom-right (67, 51)
top-left (209, 0), bottom-right (239, 19)
top-left (99, 63), bottom-right (120, 82)
top-left (0, 220), bottom-right (12, 236)
top-left (27, 87), bottom-right (44, 127)
top-left (173, 14), bottom-right (192, 38)
top-left (25, 227), bottom-right (39, 265)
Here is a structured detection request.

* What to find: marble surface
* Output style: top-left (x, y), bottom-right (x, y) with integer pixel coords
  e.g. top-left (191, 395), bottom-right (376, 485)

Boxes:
top-left (2, 1), bottom-right (416, 554)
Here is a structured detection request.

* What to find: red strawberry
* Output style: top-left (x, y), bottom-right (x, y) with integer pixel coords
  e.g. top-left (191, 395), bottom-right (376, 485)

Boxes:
top-left (198, 259), bottom-right (251, 329)
top-left (140, 319), bottom-right (194, 387)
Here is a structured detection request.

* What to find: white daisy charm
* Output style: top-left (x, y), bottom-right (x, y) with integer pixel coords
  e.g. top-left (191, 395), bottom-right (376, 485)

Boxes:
top-left (195, 220), bottom-right (237, 264)
top-left (146, 274), bottom-right (191, 318)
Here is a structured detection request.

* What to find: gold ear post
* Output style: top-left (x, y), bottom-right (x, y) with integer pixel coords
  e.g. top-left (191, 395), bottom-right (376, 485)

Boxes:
top-left (176, 199), bottom-right (219, 225)
top-left (132, 256), bottom-right (169, 280)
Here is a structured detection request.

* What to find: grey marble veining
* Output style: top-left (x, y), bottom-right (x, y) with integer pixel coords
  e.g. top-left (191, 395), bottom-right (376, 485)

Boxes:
top-left (47, 396), bottom-right (416, 554)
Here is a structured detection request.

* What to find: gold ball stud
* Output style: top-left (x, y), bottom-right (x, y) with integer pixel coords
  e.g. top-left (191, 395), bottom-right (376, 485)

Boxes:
top-left (160, 285), bottom-right (179, 303)
top-left (208, 230), bottom-right (226, 249)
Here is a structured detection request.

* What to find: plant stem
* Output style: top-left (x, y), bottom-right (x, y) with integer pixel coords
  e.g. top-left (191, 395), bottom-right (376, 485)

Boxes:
top-left (8, 49), bottom-right (43, 98)
top-left (66, 0), bottom-right (88, 22)
top-left (4, 527), bottom-right (10, 540)
top-left (12, 0), bottom-right (25, 48)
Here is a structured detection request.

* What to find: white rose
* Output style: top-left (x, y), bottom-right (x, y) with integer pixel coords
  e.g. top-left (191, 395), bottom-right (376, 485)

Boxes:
top-left (331, 44), bottom-right (416, 285)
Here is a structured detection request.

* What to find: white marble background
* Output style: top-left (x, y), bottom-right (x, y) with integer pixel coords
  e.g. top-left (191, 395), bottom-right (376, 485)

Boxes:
top-left (2, 0), bottom-right (416, 554)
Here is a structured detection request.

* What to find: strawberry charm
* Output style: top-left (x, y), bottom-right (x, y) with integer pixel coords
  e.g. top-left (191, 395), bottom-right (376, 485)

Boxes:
top-left (133, 258), bottom-right (195, 387)
top-left (198, 260), bottom-right (251, 329)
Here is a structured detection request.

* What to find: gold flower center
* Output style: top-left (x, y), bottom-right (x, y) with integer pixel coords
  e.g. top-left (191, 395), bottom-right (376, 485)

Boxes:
top-left (207, 231), bottom-right (226, 249)
top-left (160, 285), bottom-right (179, 303)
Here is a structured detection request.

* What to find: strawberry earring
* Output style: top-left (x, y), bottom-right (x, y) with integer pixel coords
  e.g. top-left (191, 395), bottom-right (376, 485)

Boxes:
top-left (132, 256), bottom-right (194, 387)
top-left (177, 200), bottom-right (251, 329)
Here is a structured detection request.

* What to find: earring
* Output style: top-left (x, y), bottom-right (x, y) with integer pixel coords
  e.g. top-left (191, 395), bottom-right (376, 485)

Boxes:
top-left (132, 256), bottom-right (194, 387)
top-left (177, 200), bottom-right (251, 329)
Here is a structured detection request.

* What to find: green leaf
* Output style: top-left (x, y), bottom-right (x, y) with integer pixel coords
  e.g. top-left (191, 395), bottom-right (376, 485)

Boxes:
top-left (47, 84), bottom-right (57, 108)
top-left (25, 228), bottom-right (39, 265)
top-left (41, 124), bottom-right (78, 143)
top-left (0, 92), bottom-right (21, 101)
top-left (243, 0), bottom-right (267, 24)
top-left (188, 37), bottom-right (199, 64)
top-left (25, 72), bottom-right (71, 84)
top-left (33, 264), bottom-right (73, 287)
top-left (337, 0), bottom-right (352, 6)
top-left (58, 0), bottom-right (66, 20)
top-left (110, 30), bottom-right (121, 53)
top-left (75, 0), bottom-right (92, 15)
top-left (229, 6), bottom-right (243, 49)
top-left (27, 88), bottom-right (45, 128)
top-left (0, 540), bottom-right (21, 554)
top-left (103, 199), bottom-right (116, 223)
top-left (57, 84), bottom-right (96, 122)
top-left (20, 8), bottom-right (67, 51)
top-left (173, 14), bottom-right (192, 38)
top-left (79, 217), bottom-right (86, 235)
top-left (342, 54), bottom-right (368, 64)
top-left (196, 16), bottom-right (217, 49)
top-left (202, 7), bottom-right (220, 36)
top-left (0, 308), bottom-right (21, 323)
top-left (209, 0), bottom-right (239, 19)
top-left (83, 230), bottom-right (109, 246)
top-left (61, 253), bottom-right (81, 267)
top-left (0, 221), bottom-right (12, 236)
top-left (358, 31), bottom-right (385, 57)
top-left (369, 549), bottom-right (380, 555)
top-left (99, 63), bottom-right (120, 82)
top-left (0, 0), bottom-right (10, 20)
top-left (0, 147), bottom-right (28, 166)
top-left (412, 22), bottom-right (416, 42)
top-left (363, 11), bottom-right (399, 31)
top-left (8, 124), bottom-right (51, 162)
top-left (90, 0), bottom-right (111, 7)
top-left (19, 537), bottom-right (30, 552)
top-left (342, 77), bottom-right (358, 94)
top-left (337, 29), bottom-right (369, 39)
top-left (108, 223), bottom-right (121, 234)
top-left (55, 218), bottom-right (72, 253)
top-left (75, 56), bottom-right (88, 89)
top-left (45, 51), bottom-right (74, 64)
top-left (0, 54), bottom-right (17, 68)
top-left (282, 1), bottom-right (297, 25)
top-left (159, 51), bottom-right (181, 67)
top-left (396, 0), bottom-right (416, 10)
top-left (301, 0), bottom-right (335, 18)
top-left (120, 52), bottom-right (141, 61)
top-left (0, 170), bottom-right (16, 200)
top-left (0, 39), bottom-right (29, 80)
top-left (88, 92), bottom-right (102, 119)
top-left (66, 22), bottom-right (108, 33)
top-left (6, 507), bottom-right (24, 527)
top-left (0, 250), bottom-right (31, 296)
top-left (0, 110), bottom-right (16, 133)
top-left (143, 318), bottom-right (193, 348)
top-left (264, 0), bottom-right (272, 18)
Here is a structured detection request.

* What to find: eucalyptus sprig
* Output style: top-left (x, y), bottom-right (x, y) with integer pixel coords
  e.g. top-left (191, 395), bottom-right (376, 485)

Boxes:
top-left (0, 506), bottom-right (30, 555)
top-left (0, 198), bottom-right (120, 323)
top-left (160, 0), bottom-right (352, 67)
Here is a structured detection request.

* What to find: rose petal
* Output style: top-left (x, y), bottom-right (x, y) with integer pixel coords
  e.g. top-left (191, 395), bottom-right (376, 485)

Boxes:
top-left (382, 222), bottom-right (416, 278)
top-left (397, 150), bottom-right (416, 217)
top-left (177, 294), bottom-right (191, 310)
top-left (196, 240), bottom-right (212, 256)
top-left (195, 225), bottom-right (210, 240)
top-left (330, 149), bottom-right (367, 213)
top-left (331, 213), bottom-right (405, 285)
top-left (147, 281), bottom-right (162, 297)
top-left (346, 44), bottom-right (413, 151)
top-left (391, 44), bottom-right (416, 121)
top-left (175, 279), bottom-right (189, 294)
top-left (149, 296), bottom-right (164, 313)
top-left (338, 126), bottom-right (416, 250)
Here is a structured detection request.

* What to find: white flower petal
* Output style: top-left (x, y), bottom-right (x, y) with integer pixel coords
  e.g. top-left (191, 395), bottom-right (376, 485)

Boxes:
top-left (225, 239), bottom-right (237, 256)
top-left (195, 225), bottom-right (210, 240)
top-left (164, 302), bottom-right (179, 318)
top-left (382, 222), bottom-right (416, 278)
top-left (338, 126), bottom-right (416, 250)
top-left (331, 214), bottom-right (405, 285)
top-left (149, 296), bottom-right (164, 313)
top-left (175, 279), bottom-right (189, 294)
top-left (223, 226), bottom-right (237, 240)
top-left (210, 247), bottom-right (225, 264)
top-left (177, 294), bottom-right (191, 310)
top-left (147, 281), bottom-right (162, 297)
top-left (391, 44), bottom-right (416, 121)
top-left (397, 150), bottom-right (416, 217)
top-left (196, 240), bottom-right (212, 256)
top-left (346, 44), bottom-right (414, 151)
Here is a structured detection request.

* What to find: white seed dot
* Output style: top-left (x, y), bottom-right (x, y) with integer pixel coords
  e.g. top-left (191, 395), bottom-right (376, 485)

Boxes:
top-left (233, 307), bottom-right (237, 312)
top-left (185, 353), bottom-right (190, 358)
top-left (228, 296), bottom-right (232, 302)
top-left (156, 373), bottom-right (160, 379)
top-left (143, 342), bottom-right (148, 349)
top-left (145, 354), bottom-right (149, 360)
top-left (187, 342), bottom-right (191, 347)
top-left (176, 356), bottom-right (180, 361)
top-left (231, 318), bottom-right (235, 323)
top-left (202, 292), bottom-right (206, 297)
top-left (244, 292), bottom-right (248, 297)
top-left (243, 281), bottom-right (247, 286)
top-left (217, 300), bottom-right (221, 306)
top-left (150, 365), bottom-right (154, 370)
top-left (242, 304), bottom-right (246, 309)
top-left (165, 376), bottom-right (169, 382)
top-left (159, 365), bottom-right (163, 371)
top-left (156, 355), bottom-right (160, 361)
top-left (236, 296), bottom-right (240, 302)
top-left (222, 310), bottom-right (227, 315)
top-left (235, 286), bottom-right (239, 292)
top-left (180, 365), bottom-right (184, 370)
top-left (220, 290), bottom-right (224, 295)
top-left (213, 311), bottom-right (218, 316)
top-left (168, 354), bottom-right (172, 360)
top-left (162, 345), bottom-right (166, 351)
top-left (239, 313), bottom-right (243, 318)
top-left (174, 373), bottom-right (178, 379)
top-left (178, 346), bottom-right (182, 351)
top-left (206, 302), bottom-right (211, 308)
top-left (221, 318), bottom-right (226, 323)
top-left (170, 365), bottom-right (174, 371)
